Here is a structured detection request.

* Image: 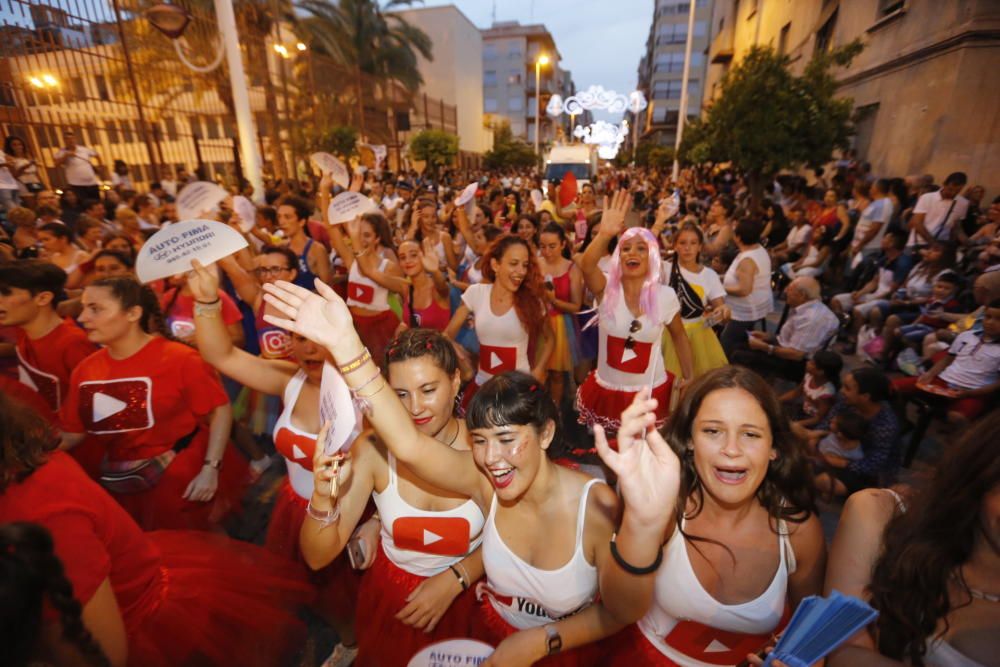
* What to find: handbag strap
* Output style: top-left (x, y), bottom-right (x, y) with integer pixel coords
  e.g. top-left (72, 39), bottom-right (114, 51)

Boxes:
top-left (932, 198), bottom-right (958, 240)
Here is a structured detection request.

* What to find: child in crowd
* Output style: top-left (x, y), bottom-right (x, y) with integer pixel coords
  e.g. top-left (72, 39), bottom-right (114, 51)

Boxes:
top-left (781, 350), bottom-right (843, 432)
top-left (895, 272), bottom-right (963, 347)
top-left (813, 411), bottom-right (868, 501)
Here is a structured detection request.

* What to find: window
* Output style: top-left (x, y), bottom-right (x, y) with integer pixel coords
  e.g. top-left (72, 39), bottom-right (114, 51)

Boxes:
top-left (815, 9), bottom-right (837, 54)
top-left (484, 97), bottom-right (498, 113)
top-left (508, 46), bottom-right (522, 60)
top-left (484, 70), bottom-right (497, 86)
top-left (693, 21), bottom-right (707, 37)
top-left (120, 120), bottom-right (133, 143)
top-left (779, 23), bottom-right (790, 55)
top-left (70, 77), bottom-right (86, 101)
top-left (164, 117), bottom-right (178, 141)
top-left (655, 52), bottom-right (684, 73)
top-left (0, 83), bottom-right (15, 107)
top-left (189, 117), bottom-right (201, 138)
top-left (657, 23), bottom-right (688, 45)
top-left (853, 103), bottom-right (879, 159)
top-left (484, 43), bottom-right (497, 60)
top-left (105, 121), bottom-right (119, 144)
top-left (221, 116), bottom-right (235, 138)
top-left (94, 75), bottom-right (110, 101)
top-left (84, 123), bottom-right (97, 145)
top-left (507, 71), bottom-right (522, 85)
top-left (205, 117), bottom-right (220, 139)
top-left (877, 0), bottom-right (905, 16)
top-left (508, 96), bottom-right (524, 112)
top-left (652, 106), bottom-right (668, 122)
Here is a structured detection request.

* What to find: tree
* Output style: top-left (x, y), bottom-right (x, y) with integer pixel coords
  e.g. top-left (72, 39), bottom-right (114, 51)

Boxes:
top-left (483, 123), bottom-right (537, 170)
top-left (679, 41), bottom-right (863, 204)
top-left (295, 124), bottom-right (358, 162)
top-left (408, 129), bottom-right (459, 176)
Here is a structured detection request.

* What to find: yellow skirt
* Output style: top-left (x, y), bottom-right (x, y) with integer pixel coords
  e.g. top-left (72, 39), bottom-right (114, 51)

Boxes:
top-left (663, 319), bottom-right (728, 379)
top-left (547, 312), bottom-right (580, 372)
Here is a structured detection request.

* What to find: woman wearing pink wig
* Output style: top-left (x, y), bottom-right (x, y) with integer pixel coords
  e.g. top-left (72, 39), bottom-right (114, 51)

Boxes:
top-left (576, 190), bottom-right (694, 435)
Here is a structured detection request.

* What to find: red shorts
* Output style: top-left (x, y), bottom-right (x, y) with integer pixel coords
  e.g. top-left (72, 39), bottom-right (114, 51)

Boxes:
top-left (892, 376), bottom-right (990, 420)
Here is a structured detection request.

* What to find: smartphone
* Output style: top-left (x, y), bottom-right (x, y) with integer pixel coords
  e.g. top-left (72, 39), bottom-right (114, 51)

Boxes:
top-left (347, 536), bottom-right (367, 570)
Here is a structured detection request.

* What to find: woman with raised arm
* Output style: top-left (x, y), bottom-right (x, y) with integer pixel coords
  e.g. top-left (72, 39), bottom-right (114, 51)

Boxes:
top-left (443, 234), bottom-right (554, 410)
top-left (300, 329), bottom-right (486, 666)
top-left (58, 276), bottom-right (246, 532)
top-left (397, 238), bottom-right (453, 332)
top-left (576, 190), bottom-right (694, 436)
top-left (597, 366), bottom-right (827, 666)
top-left (262, 279), bottom-right (630, 666)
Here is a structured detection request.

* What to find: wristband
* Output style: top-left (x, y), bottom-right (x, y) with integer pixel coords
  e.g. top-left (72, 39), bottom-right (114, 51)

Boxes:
top-left (609, 533), bottom-right (663, 575)
top-left (203, 459), bottom-right (222, 470)
top-left (448, 565), bottom-right (468, 590)
top-left (338, 348), bottom-right (372, 375)
top-left (196, 297), bottom-right (221, 306)
top-left (194, 299), bottom-right (222, 317)
top-left (306, 499), bottom-right (341, 527)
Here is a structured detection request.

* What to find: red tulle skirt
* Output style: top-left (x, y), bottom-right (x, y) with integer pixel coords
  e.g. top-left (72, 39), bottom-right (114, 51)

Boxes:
top-left (112, 431), bottom-right (247, 532)
top-left (265, 479), bottom-right (363, 621)
top-left (353, 309), bottom-right (401, 370)
top-left (128, 530), bottom-right (313, 667)
top-left (471, 598), bottom-right (606, 667)
top-left (355, 545), bottom-right (480, 666)
top-left (575, 372), bottom-right (673, 433)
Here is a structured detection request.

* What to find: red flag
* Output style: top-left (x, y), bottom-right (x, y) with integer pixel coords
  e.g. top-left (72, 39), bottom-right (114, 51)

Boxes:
top-left (559, 172), bottom-right (578, 208)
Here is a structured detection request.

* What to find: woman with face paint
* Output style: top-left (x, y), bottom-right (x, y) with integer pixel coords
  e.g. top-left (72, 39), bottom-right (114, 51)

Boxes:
top-left (576, 190), bottom-right (694, 436)
top-left (300, 329), bottom-right (487, 667)
top-left (58, 276), bottom-right (247, 532)
top-left (595, 366), bottom-right (827, 666)
top-left (444, 234), bottom-right (554, 410)
top-left (262, 281), bottom-right (632, 667)
top-left (187, 259), bottom-right (362, 666)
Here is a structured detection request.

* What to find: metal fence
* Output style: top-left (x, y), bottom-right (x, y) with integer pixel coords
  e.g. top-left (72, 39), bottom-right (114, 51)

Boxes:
top-left (0, 0), bottom-right (459, 191)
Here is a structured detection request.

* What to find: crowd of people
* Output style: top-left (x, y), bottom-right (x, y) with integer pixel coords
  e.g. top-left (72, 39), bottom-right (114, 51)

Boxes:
top-left (0, 138), bottom-right (998, 667)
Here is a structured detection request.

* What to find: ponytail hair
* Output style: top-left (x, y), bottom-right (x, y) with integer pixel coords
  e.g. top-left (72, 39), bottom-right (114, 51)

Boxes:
top-left (0, 522), bottom-right (112, 667)
top-left (89, 275), bottom-right (170, 338)
top-left (480, 234), bottom-right (547, 341)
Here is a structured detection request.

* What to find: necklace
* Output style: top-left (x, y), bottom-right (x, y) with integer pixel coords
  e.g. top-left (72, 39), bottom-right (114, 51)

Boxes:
top-left (432, 418), bottom-right (460, 449)
top-left (968, 586), bottom-right (1000, 603)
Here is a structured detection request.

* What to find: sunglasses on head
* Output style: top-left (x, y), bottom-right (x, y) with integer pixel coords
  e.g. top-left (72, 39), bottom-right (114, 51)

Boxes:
top-left (625, 319), bottom-right (642, 350)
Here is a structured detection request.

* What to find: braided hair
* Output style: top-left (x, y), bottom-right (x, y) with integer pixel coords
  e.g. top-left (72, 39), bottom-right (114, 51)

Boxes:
top-left (0, 522), bottom-right (112, 667)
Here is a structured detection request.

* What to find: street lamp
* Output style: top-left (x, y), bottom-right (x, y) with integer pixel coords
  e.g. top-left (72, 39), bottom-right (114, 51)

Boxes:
top-left (28, 74), bottom-right (59, 89)
top-left (534, 54), bottom-right (549, 158)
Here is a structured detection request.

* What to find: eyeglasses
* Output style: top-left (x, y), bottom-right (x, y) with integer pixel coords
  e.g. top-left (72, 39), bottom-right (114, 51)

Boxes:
top-left (624, 319), bottom-right (642, 350)
top-left (254, 266), bottom-right (291, 277)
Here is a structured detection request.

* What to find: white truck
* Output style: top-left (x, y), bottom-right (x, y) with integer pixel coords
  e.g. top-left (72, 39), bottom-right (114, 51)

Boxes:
top-left (543, 144), bottom-right (597, 192)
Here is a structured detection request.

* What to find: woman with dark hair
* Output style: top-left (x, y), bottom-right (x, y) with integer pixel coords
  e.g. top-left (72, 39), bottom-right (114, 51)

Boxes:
top-left (515, 213), bottom-right (541, 251)
top-left (409, 195), bottom-right (459, 271)
top-left (825, 411), bottom-right (1000, 666)
top-left (38, 222), bottom-right (88, 275)
top-left (761, 198), bottom-right (790, 248)
top-left (596, 365), bottom-right (826, 665)
top-left (576, 190), bottom-right (694, 434)
top-left (721, 217), bottom-right (773, 358)
top-left (58, 276), bottom-right (247, 531)
top-left (396, 238), bottom-right (452, 332)
top-left (101, 234), bottom-right (137, 263)
top-left (0, 394), bottom-right (312, 667)
top-left (261, 280), bottom-right (632, 666)
top-left (538, 222), bottom-right (583, 406)
top-left (3, 135), bottom-right (44, 207)
top-left (809, 366), bottom-right (900, 497)
top-left (444, 234), bottom-right (553, 409)
top-left (300, 328), bottom-right (486, 666)
top-left (811, 188), bottom-right (850, 236)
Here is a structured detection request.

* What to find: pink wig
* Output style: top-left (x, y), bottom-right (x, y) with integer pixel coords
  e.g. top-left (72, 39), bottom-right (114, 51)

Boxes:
top-left (599, 227), bottom-right (663, 328)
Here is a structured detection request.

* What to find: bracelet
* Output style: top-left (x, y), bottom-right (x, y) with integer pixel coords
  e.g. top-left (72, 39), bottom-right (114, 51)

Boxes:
top-left (194, 299), bottom-right (222, 317)
top-left (306, 499), bottom-right (341, 527)
top-left (448, 565), bottom-right (468, 590)
top-left (609, 533), bottom-right (663, 575)
top-left (352, 367), bottom-right (383, 395)
top-left (196, 297), bottom-right (221, 306)
top-left (203, 459), bottom-right (222, 470)
top-left (338, 348), bottom-right (372, 375)
top-left (455, 561), bottom-right (471, 587)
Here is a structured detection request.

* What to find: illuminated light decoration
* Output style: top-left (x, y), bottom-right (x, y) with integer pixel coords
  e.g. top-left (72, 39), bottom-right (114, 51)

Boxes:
top-left (296, 42), bottom-right (307, 51)
top-left (41, 73), bottom-right (59, 87)
top-left (573, 119), bottom-right (629, 160)
top-left (562, 84), bottom-right (629, 116)
top-left (28, 76), bottom-right (44, 88)
top-left (628, 90), bottom-right (648, 115)
top-left (546, 94), bottom-right (564, 117)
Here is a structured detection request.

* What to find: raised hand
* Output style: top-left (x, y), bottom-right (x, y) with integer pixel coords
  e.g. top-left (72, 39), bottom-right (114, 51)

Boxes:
top-left (349, 172), bottom-right (364, 193)
top-left (420, 238), bottom-right (440, 273)
top-left (261, 279), bottom-right (357, 354)
top-left (188, 259), bottom-right (220, 303)
top-left (598, 189), bottom-right (631, 239)
top-left (594, 389), bottom-right (680, 530)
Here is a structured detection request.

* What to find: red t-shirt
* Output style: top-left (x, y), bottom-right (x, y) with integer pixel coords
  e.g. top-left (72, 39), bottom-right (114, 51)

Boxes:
top-left (15, 318), bottom-right (97, 412)
top-left (160, 288), bottom-right (242, 341)
top-left (60, 337), bottom-right (228, 461)
top-left (0, 451), bottom-right (162, 630)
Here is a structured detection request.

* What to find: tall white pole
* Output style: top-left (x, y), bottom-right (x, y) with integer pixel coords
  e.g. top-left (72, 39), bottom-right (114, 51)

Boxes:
top-left (534, 61), bottom-right (542, 158)
top-left (672, 0), bottom-right (697, 182)
top-left (214, 0), bottom-right (263, 199)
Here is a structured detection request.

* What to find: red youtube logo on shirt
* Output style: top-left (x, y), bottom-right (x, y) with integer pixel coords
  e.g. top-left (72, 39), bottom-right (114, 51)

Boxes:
top-left (78, 378), bottom-right (153, 433)
top-left (479, 345), bottom-right (516, 374)
top-left (392, 517), bottom-right (471, 556)
top-left (17, 357), bottom-right (60, 410)
top-left (348, 282), bottom-right (374, 304)
top-left (605, 336), bottom-right (652, 374)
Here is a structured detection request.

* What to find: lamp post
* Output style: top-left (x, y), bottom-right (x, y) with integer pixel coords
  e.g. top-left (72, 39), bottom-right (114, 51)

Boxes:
top-left (672, 0), bottom-right (697, 181)
top-left (534, 54), bottom-right (549, 158)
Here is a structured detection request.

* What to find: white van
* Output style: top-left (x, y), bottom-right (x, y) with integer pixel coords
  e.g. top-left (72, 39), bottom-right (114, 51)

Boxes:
top-left (543, 144), bottom-right (597, 192)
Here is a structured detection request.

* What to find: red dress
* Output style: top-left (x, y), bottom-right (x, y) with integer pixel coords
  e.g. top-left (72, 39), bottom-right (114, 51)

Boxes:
top-left (60, 336), bottom-right (247, 531)
top-left (0, 451), bottom-right (312, 667)
top-left (15, 318), bottom-right (102, 475)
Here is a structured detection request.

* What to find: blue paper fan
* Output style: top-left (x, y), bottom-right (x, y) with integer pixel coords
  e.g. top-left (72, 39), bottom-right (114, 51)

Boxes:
top-left (763, 591), bottom-right (878, 667)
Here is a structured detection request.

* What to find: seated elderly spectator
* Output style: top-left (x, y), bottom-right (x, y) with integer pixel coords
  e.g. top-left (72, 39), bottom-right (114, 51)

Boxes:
top-left (731, 276), bottom-right (839, 380)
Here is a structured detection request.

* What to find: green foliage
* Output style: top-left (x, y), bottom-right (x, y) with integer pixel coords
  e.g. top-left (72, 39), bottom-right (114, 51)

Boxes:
top-left (483, 123), bottom-right (537, 170)
top-left (408, 129), bottom-right (459, 173)
top-left (679, 41), bottom-right (863, 197)
top-left (303, 125), bottom-right (359, 160)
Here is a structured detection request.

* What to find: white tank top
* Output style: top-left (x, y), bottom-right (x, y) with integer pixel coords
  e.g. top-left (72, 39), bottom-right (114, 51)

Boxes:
top-left (596, 284), bottom-right (680, 391)
top-left (724, 246), bottom-right (773, 322)
top-left (478, 479), bottom-right (601, 629)
top-left (637, 517), bottom-right (796, 667)
top-left (461, 283), bottom-right (531, 385)
top-left (272, 371), bottom-right (318, 499)
top-left (372, 453), bottom-right (485, 577)
top-left (347, 257), bottom-right (391, 312)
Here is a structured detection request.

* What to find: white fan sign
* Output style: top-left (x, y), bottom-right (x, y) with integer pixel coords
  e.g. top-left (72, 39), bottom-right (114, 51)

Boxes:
top-left (232, 195), bottom-right (256, 233)
top-left (311, 152), bottom-right (350, 189)
top-left (135, 219), bottom-right (248, 284)
top-left (327, 191), bottom-right (377, 225)
top-left (177, 181), bottom-right (228, 221)
top-left (319, 362), bottom-right (362, 455)
top-left (530, 188), bottom-right (544, 210)
top-left (456, 182), bottom-right (479, 219)
top-left (406, 639), bottom-right (494, 667)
